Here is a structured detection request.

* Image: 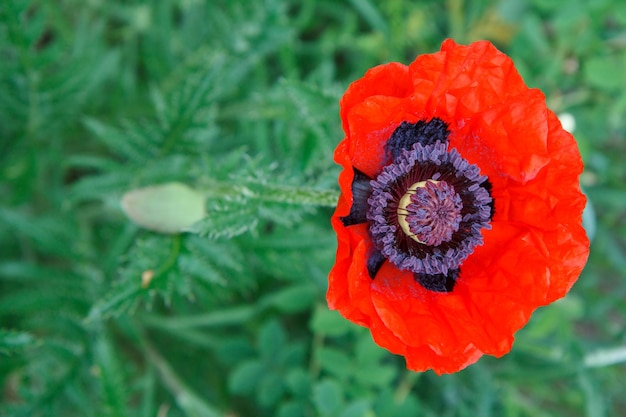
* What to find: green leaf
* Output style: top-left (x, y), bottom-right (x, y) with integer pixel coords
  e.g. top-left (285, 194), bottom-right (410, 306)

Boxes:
top-left (577, 371), bottom-right (606, 417)
top-left (0, 208), bottom-right (77, 258)
top-left (348, 0), bottom-right (389, 35)
top-left (228, 360), bottom-right (266, 395)
top-left (285, 368), bottom-right (311, 399)
top-left (214, 337), bottom-right (256, 366)
top-left (121, 182), bottom-right (206, 233)
top-left (146, 304), bottom-right (258, 329)
top-left (373, 389), bottom-right (421, 417)
top-left (310, 306), bottom-right (354, 337)
top-left (353, 364), bottom-right (397, 389)
top-left (315, 347), bottom-right (353, 380)
top-left (279, 342), bottom-right (308, 369)
top-left (258, 320), bottom-right (287, 362)
top-left (615, 2), bottom-right (626, 25)
top-left (521, 296), bottom-right (584, 341)
top-left (584, 346), bottom-right (626, 368)
top-left (312, 379), bottom-right (343, 416)
top-left (84, 118), bottom-right (152, 162)
top-left (0, 329), bottom-right (36, 355)
top-left (258, 372), bottom-right (286, 408)
top-left (584, 56), bottom-right (625, 90)
top-left (278, 401), bottom-right (307, 417)
top-left (355, 332), bottom-right (388, 364)
top-left (94, 336), bottom-right (131, 417)
top-left (87, 285), bottom-right (145, 322)
top-left (339, 399), bottom-right (374, 417)
top-left (260, 284), bottom-right (319, 313)
top-left (87, 235), bottom-right (181, 320)
top-left (190, 196), bottom-right (259, 239)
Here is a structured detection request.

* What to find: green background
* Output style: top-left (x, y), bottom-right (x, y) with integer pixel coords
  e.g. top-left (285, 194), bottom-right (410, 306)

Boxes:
top-left (1, 0), bottom-right (625, 416)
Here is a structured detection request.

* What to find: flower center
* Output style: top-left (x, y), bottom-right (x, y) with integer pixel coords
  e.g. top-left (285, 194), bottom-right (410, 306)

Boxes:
top-left (367, 140), bottom-right (493, 277)
top-left (397, 180), bottom-right (463, 246)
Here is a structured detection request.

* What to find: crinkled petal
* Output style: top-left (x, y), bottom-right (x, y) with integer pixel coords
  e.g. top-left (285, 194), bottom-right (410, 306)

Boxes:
top-left (340, 62), bottom-right (412, 134)
top-left (328, 39), bottom-right (589, 374)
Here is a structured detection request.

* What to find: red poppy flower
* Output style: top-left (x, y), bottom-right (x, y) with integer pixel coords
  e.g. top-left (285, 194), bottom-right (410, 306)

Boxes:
top-left (327, 39), bottom-right (590, 374)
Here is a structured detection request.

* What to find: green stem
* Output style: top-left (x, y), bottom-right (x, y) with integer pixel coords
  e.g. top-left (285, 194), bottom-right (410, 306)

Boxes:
top-left (153, 234), bottom-right (182, 278)
top-left (141, 304), bottom-right (258, 329)
top-left (256, 184), bottom-right (340, 207)
top-left (309, 331), bottom-right (325, 379)
top-left (140, 329), bottom-right (222, 417)
top-left (202, 181), bottom-right (340, 208)
top-left (394, 370), bottom-right (419, 403)
top-left (86, 235), bottom-right (181, 321)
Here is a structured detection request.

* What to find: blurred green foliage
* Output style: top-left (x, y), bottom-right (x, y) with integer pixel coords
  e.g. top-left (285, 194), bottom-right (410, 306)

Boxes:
top-left (1, 0), bottom-right (625, 416)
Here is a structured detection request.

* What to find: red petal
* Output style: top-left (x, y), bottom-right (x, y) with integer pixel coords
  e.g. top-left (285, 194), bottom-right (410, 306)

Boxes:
top-left (340, 62), bottom-right (412, 135)
top-left (328, 39), bottom-right (590, 374)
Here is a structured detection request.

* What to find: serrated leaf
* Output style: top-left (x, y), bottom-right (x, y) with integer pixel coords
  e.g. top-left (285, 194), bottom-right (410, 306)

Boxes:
top-left (88, 235), bottom-right (178, 320)
top-left (0, 263), bottom-right (89, 318)
top-left (190, 197), bottom-right (258, 239)
top-left (0, 208), bottom-right (76, 258)
top-left (185, 234), bottom-right (245, 274)
top-left (84, 118), bottom-right (148, 162)
top-left (256, 202), bottom-right (310, 228)
top-left (87, 285), bottom-right (145, 322)
top-left (279, 79), bottom-right (338, 163)
top-left (177, 254), bottom-right (227, 286)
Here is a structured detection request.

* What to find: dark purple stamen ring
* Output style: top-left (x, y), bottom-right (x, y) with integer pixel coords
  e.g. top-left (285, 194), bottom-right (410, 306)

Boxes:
top-left (367, 141), bottom-right (492, 276)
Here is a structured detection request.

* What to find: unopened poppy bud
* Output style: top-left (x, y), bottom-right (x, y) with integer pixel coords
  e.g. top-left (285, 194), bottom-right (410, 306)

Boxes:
top-left (121, 182), bottom-right (206, 233)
